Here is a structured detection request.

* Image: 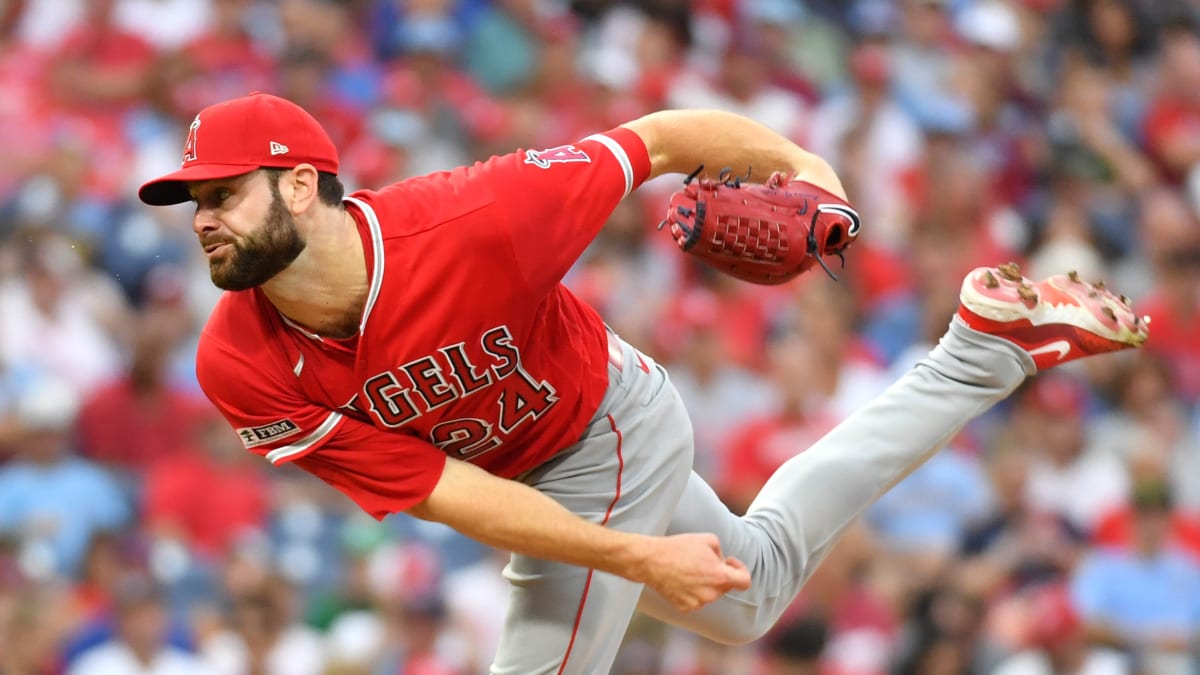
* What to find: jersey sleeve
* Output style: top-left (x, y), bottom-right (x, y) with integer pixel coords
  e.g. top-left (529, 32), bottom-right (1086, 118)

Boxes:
top-left (197, 335), bottom-right (446, 517)
top-left (478, 126), bottom-right (652, 296)
top-left (290, 422), bottom-right (446, 519)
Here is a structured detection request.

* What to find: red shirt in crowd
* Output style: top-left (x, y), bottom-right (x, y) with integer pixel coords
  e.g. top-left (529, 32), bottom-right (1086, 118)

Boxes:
top-left (143, 448), bottom-right (270, 557)
top-left (1091, 505), bottom-right (1200, 562)
top-left (172, 30), bottom-right (276, 117)
top-left (51, 24), bottom-right (157, 114)
top-left (1143, 94), bottom-right (1200, 183)
top-left (719, 411), bottom-right (840, 512)
top-left (1137, 292), bottom-right (1200, 403)
top-left (0, 41), bottom-right (53, 196)
top-left (77, 379), bottom-right (211, 469)
top-left (197, 129), bottom-right (650, 518)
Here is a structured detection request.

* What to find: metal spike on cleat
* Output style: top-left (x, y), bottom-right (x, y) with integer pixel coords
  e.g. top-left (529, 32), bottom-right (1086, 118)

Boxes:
top-left (998, 262), bottom-right (1023, 281)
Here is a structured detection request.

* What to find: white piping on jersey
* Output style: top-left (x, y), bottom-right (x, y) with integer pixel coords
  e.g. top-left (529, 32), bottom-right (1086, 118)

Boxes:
top-left (583, 133), bottom-right (634, 198)
top-left (343, 196), bottom-right (385, 335)
top-left (266, 410), bottom-right (343, 464)
top-left (292, 353), bottom-right (305, 377)
top-left (280, 314), bottom-right (325, 342)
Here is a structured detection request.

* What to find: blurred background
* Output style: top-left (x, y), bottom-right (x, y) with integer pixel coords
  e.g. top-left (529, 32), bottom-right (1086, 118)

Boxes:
top-left (2, 0), bottom-right (1200, 673)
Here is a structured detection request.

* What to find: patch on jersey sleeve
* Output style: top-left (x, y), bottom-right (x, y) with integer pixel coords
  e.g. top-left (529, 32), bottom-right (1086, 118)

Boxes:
top-left (237, 419), bottom-right (302, 449)
top-left (523, 145), bottom-right (591, 169)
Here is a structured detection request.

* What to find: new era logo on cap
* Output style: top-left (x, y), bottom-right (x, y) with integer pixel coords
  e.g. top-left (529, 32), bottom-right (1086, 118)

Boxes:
top-left (270, 141), bottom-right (289, 156)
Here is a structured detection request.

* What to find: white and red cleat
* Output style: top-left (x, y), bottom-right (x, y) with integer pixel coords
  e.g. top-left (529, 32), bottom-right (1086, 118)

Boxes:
top-left (957, 262), bottom-right (1150, 370)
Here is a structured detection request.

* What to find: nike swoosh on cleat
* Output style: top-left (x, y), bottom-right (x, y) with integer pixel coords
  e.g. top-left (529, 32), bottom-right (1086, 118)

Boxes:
top-left (1028, 340), bottom-right (1071, 361)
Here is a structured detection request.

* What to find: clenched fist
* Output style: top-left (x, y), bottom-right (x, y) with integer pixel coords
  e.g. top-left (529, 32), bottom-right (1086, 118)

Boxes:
top-left (636, 533), bottom-right (751, 612)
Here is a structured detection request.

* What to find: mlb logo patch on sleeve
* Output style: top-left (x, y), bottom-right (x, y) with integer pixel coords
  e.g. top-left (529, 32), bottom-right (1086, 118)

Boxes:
top-left (237, 419), bottom-right (302, 448)
top-left (523, 145), bottom-right (591, 169)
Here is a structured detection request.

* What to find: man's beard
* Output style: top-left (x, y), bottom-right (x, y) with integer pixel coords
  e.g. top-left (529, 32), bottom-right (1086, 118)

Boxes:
top-left (209, 189), bottom-right (306, 291)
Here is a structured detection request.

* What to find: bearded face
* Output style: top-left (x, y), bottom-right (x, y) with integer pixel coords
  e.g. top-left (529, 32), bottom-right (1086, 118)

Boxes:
top-left (205, 177), bottom-right (306, 291)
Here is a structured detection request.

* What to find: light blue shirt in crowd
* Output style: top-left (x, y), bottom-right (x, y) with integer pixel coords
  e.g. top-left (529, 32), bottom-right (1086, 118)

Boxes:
top-left (0, 456), bottom-right (130, 575)
top-left (867, 449), bottom-right (994, 552)
top-left (1071, 546), bottom-right (1200, 640)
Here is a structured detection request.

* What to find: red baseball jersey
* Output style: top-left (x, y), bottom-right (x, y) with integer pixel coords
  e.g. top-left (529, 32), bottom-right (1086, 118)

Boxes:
top-left (196, 128), bottom-right (651, 519)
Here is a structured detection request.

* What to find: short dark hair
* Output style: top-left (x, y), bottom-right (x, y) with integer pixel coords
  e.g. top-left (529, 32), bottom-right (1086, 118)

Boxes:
top-left (1132, 480), bottom-right (1173, 513)
top-left (262, 167), bottom-right (345, 207)
top-left (766, 615), bottom-right (828, 660)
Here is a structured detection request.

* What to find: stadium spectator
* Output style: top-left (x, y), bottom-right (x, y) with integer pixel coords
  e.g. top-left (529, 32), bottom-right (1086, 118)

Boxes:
top-left (443, 547), bottom-right (511, 674)
top-left (962, 447), bottom-right (1084, 589)
top-left (0, 234), bottom-right (126, 396)
top-left (891, 0), bottom-right (972, 136)
top-left (0, 378), bottom-right (129, 577)
top-left (1071, 480), bottom-right (1200, 674)
top-left (201, 574), bottom-right (328, 675)
top-left (464, 0), bottom-right (548, 95)
top-left (991, 583), bottom-right (1128, 675)
top-left (77, 305), bottom-right (209, 475)
top-left (716, 319), bottom-right (840, 514)
top-left (111, 0), bottom-right (214, 53)
top-left (47, 0), bottom-right (157, 119)
top-left (1091, 352), bottom-right (1200, 510)
top-left (867, 444), bottom-right (995, 571)
top-left (658, 287), bottom-right (776, 478)
top-left (1136, 188), bottom-right (1200, 405)
top-left (665, 25), bottom-right (810, 143)
top-left (1051, 0), bottom-right (1159, 139)
top-left (758, 614), bottom-right (829, 675)
top-left (808, 41), bottom-right (925, 251)
top-left (1019, 374), bottom-right (1131, 534)
top-left (1142, 19), bottom-right (1200, 185)
top-left (66, 573), bottom-right (208, 675)
top-left (166, 0), bottom-right (277, 118)
top-left (143, 415), bottom-right (270, 561)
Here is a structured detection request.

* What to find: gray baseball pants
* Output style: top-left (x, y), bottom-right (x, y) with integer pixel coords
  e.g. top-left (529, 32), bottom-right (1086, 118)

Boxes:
top-left (488, 318), bottom-right (1035, 674)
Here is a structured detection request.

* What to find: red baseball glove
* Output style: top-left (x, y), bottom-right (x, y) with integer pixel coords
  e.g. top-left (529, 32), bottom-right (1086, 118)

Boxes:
top-left (661, 167), bottom-right (862, 285)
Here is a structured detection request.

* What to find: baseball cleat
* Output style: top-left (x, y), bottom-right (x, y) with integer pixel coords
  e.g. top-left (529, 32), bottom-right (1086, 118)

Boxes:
top-left (957, 262), bottom-right (1150, 370)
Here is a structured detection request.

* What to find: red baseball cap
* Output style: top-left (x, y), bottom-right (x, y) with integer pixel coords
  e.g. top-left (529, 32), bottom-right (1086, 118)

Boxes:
top-left (1023, 373), bottom-right (1088, 418)
top-left (138, 92), bottom-right (339, 206)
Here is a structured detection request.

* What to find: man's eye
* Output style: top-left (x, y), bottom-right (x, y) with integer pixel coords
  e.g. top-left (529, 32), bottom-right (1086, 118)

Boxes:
top-left (193, 187), bottom-right (233, 209)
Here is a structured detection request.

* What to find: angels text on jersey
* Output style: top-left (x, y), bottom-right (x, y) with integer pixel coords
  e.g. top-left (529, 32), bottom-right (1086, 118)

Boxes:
top-left (339, 325), bottom-right (559, 460)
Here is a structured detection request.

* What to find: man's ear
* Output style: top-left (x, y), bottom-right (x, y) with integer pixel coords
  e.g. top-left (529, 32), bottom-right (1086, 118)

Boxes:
top-left (282, 164), bottom-right (320, 214)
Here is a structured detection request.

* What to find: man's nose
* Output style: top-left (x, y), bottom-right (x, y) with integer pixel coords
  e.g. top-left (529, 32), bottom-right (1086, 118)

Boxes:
top-left (193, 209), bottom-right (219, 235)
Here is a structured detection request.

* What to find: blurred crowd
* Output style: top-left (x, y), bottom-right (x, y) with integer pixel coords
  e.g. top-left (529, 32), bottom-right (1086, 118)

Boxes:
top-left (2, 0), bottom-right (1200, 673)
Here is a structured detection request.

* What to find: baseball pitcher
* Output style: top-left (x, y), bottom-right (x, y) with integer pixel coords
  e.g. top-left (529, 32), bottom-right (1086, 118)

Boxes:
top-left (137, 93), bottom-right (1148, 674)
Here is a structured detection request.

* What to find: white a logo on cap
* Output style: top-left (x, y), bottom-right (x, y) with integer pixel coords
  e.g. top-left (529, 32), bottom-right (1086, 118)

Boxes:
top-left (269, 141), bottom-right (290, 156)
top-left (182, 116), bottom-right (200, 166)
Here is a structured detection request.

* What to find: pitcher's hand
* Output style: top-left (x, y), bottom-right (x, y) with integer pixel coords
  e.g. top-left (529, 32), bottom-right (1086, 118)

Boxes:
top-left (638, 533), bottom-right (751, 612)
